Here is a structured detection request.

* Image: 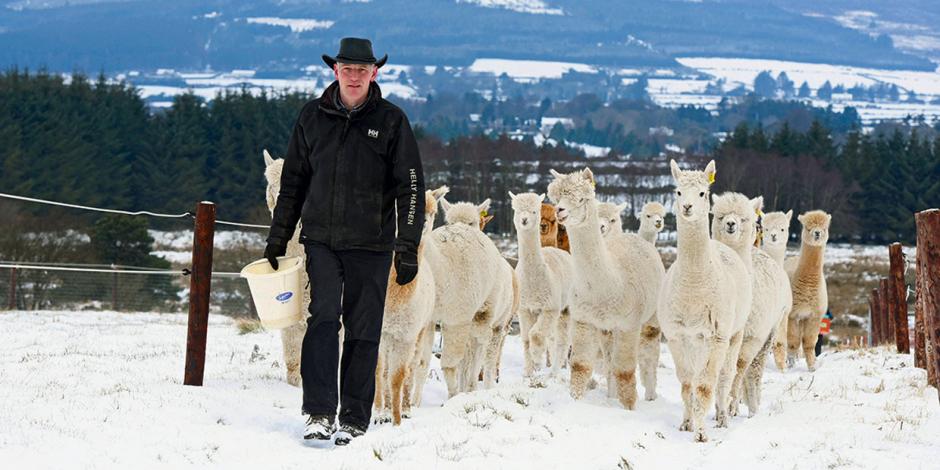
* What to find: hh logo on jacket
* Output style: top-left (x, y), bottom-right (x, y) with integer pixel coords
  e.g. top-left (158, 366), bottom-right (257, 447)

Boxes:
top-left (367, 129), bottom-right (379, 138)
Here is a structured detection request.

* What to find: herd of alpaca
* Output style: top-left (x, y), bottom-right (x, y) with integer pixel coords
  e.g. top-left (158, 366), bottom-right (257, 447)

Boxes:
top-left (262, 150), bottom-right (831, 442)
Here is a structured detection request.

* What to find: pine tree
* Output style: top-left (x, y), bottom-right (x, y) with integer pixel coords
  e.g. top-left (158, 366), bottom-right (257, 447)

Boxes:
top-left (817, 81), bottom-right (833, 101)
top-left (754, 71), bottom-right (777, 98)
top-left (798, 81), bottom-right (811, 98)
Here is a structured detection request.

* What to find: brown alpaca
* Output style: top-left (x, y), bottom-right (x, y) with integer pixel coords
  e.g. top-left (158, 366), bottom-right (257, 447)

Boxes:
top-left (785, 210), bottom-right (831, 371)
top-left (540, 203), bottom-right (559, 248)
top-left (556, 223), bottom-right (570, 252)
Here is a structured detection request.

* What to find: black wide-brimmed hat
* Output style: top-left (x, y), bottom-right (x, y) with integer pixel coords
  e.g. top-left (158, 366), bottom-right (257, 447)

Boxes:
top-left (322, 37), bottom-right (388, 68)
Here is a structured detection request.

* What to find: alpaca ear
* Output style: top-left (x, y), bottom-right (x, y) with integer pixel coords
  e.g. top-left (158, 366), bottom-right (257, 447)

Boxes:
top-left (581, 168), bottom-right (595, 185)
top-left (432, 185), bottom-right (450, 201)
top-left (670, 159), bottom-right (681, 180)
top-left (263, 149), bottom-right (275, 167)
top-left (751, 196), bottom-right (764, 213)
top-left (508, 191), bottom-right (517, 201)
top-left (482, 215), bottom-right (494, 225)
top-left (616, 202), bottom-right (628, 214)
top-left (549, 169), bottom-right (563, 179)
top-left (704, 160), bottom-right (716, 184)
top-left (785, 209), bottom-right (793, 223)
top-left (826, 213), bottom-right (832, 224)
top-left (477, 198), bottom-right (492, 214)
top-left (797, 213), bottom-right (806, 224)
top-left (537, 193), bottom-right (546, 203)
top-left (440, 198), bottom-right (452, 212)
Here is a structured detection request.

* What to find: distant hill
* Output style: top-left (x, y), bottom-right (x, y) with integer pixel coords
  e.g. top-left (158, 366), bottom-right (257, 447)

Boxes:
top-left (0, 0), bottom-right (934, 73)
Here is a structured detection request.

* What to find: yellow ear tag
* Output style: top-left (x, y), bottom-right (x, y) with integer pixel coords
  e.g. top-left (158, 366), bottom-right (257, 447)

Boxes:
top-left (480, 210), bottom-right (488, 218)
top-left (591, 181), bottom-right (596, 188)
top-left (708, 172), bottom-right (716, 184)
top-left (757, 209), bottom-right (764, 217)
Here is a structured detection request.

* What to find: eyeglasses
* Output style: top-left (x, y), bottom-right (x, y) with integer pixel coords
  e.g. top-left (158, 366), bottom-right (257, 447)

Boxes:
top-left (338, 64), bottom-right (375, 77)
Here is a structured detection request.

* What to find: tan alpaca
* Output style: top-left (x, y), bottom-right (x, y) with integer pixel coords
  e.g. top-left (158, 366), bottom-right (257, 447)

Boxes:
top-left (547, 168), bottom-right (664, 410)
top-left (511, 192), bottom-right (575, 377)
top-left (760, 210), bottom-right (794, 370)
top-left (711, 193), bottom-right (791, 418)
top-left (540, 203), bottom-right (559, 248)
top-left (373, 190), bottom-right (438, 425)
top-left (556, 223), bottom-right (570, 252)
top-left (262, 150), bottom-right (310, 387)
top-left (658, 160), bottom-right (752, 442)
top-left (785, 210), bottom-right (831, 371)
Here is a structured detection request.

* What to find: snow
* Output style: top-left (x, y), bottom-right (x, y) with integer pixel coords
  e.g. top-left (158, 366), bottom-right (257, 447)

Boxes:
top-left (2, 310), bottom-right (938, 469)
top-left (245, 17), bottom-right (335, 33)
top-left (468, 58), bottom-right (597, 82)
top-left (456, 0), bottom-right (564, 16)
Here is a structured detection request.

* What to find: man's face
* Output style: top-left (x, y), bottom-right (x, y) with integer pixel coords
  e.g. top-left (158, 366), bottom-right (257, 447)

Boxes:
top-left (334, 62), bottom-right (378, 105)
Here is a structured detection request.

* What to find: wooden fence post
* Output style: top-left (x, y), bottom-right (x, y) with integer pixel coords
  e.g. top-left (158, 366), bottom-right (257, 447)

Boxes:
top-left (915, 264), bottom-right (927, 369)
top-left (871, 288), bottom-right (882, 345)
top-left (184, 201), bottom-right (216, 387)
top-left (8, 267), bottom-right (15, 310)
top-left (916, 209), bottom-right (940, 394)
top-left (881, 278), bottom-right (896, 347)
top-left (889, 243), bottom-right (910, 354)
top-left (869, 294), bottom-right (878, 346)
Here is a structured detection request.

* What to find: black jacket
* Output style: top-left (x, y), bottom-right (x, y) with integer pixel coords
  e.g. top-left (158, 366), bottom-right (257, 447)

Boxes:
top-left (267, 81), bottom-right (425, 254)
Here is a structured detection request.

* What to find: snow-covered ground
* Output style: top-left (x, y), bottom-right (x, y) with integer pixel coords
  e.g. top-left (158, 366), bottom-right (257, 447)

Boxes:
top-left (2, 310), bottom-right (937, 469)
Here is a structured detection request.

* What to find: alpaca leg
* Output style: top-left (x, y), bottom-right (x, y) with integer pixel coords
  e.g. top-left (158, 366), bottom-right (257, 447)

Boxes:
top-left (529, 309), bottom-right (558, 373)
top-left (801, 315), bottom-right (821, 371)
top-left (518, 308), bottom-right (537, 377)
top-left (610, 329), bottom-right (640, 410)
top-left (388, 350), bottom-right (410, 426)
top-left (483, 322), bottom-right (507, 389)
top-left (667, 339), bottom-right (694, 432)
top-left (743, 335), bottom-right (774, 417)
top-left (280, 322), bottom-right (306, 387)
top-left (441, 324), bottom-right (470, 398)
top-left (600, 330), bottom-right (617, 399)
top-left (464, 334), bottom-right (487, 393)
top-left (772, 314), bottom-right (788, 371)
top-left (638, 321), bottom-right (662, 401)
top-left (568, 321), bottom-right (598, 399)
top-left (692, 338), bottom-right (730, 442)
top-left (786, 316), bottom-right (801, 367)
top-left (715, 331), bottom-right (743, 428)
top-left (551, 308), bottom-right (572, 372)
top-left (730, 335), bottom-right (765, 418)
top-left (410, 323), bottom-right (434, 408)
top-left (374, 350), bottom-right (385, 418)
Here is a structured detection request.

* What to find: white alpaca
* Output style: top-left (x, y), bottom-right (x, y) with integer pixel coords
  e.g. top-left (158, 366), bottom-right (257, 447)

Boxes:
top-left (711, 193), bottom-right (792, 418)
top-left (262, 150), bottom-right (308, 387)
top-left (657, 160), bottom-right (752, 442)
top-left (510, 192), bottom-right (574, 377)
top-left (596, 201), bottom-right (663, 401)
top-left (373, 189), bottom-right (439, 425)
top-left (547, 169), bottom-right (664, 409)
top-left (431, 197), bottom-right (515, 396)
top-left (785, 210), bottom-right (831, 371)
top-left (760, 210), bottom-right (794, 371)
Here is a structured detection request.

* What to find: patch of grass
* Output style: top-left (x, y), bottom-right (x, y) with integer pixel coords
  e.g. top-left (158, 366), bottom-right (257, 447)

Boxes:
top-left (235, 318), bottom-right (263, 335)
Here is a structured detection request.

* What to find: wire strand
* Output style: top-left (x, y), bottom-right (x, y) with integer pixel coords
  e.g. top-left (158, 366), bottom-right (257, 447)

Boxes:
top-left (0, 263), bottom-right (243, 277)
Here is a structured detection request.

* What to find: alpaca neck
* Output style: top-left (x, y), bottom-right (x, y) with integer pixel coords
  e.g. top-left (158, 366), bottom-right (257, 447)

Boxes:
top-left (638, 227), bottom-right (658, 245)
top-left (795, 242), bottom-right (825, 275)
top-left (763, 243), bottom-right (787, 266)
top-left (518, 226), bottom-right (546, 273)
top-left (676, 215), bottom-right (712, 269)
top-left (567, 201), bottom-right (615, 277)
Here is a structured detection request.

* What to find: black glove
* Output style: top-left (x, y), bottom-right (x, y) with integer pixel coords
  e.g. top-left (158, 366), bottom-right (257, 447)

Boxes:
top-left (394, 250), bottom-right (419, 285)
top-left (264, 243), bottom-right (286, 270)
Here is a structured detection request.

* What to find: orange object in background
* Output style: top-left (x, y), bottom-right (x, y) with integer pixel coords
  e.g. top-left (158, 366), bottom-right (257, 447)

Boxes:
top-left (819, 317), bottom-right (832, 334)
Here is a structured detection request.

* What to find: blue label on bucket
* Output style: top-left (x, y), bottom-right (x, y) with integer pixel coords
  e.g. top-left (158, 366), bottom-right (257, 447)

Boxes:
top-left (275, 291), bottom-right (293, 303)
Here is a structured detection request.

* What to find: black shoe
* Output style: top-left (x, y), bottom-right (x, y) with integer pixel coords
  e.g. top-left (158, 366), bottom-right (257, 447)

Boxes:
top-left (303, 414), bottom-right (336, 440)
top-left (333, 422), bottom-right (367, 446)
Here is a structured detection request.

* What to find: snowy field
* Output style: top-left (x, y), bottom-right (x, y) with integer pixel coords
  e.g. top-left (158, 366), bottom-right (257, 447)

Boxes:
top-left (2, 310), bottom-right (938, 469)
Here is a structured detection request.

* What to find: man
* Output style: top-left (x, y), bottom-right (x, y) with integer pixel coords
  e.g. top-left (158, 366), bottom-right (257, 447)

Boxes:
top-left (264, 37), bottom-right (425, 446)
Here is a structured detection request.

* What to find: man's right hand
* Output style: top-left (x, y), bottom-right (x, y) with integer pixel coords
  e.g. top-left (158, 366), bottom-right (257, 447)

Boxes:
top-left (264, 243), bottom-right (286, 270)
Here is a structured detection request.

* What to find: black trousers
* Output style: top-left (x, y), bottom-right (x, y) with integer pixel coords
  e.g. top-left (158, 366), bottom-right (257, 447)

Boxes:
top-left (300, 242), bottom-right (392, 428)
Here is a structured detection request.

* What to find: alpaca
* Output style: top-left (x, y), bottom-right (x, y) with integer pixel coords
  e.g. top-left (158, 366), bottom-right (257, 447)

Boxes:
top-left (431, 197), bottom-right (516, 396)
top-left (596, 201), bottom-right (662, 401)
top-left (409, 186), bottom-right (450, 407)
top-left (786, 210), bottom-right (831, 371)
top-left (547, 168), bottom-right (664, 409)
top-left (540, 203), bottom-right (560, 248)
top-left (760, 210), bottom-right (794, 371)
top-left (638, 202), bottom-right (666, 244)
top-left (711, 193), bottom-right (792, 418)
top-left (657, 160), bottom-right (752, 442)
top-left (556, 222), bottom-right (570, 252)
top-left (262, 149), bottom-right (309, 387)
top-left (510, 192), bottom-right (575, 377)
top-left (373, 189), bottom-right (439, 425)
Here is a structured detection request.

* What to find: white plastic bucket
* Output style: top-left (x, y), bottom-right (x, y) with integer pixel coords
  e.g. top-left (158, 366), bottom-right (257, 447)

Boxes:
top-left (240, 256), bottom-right (305, 330)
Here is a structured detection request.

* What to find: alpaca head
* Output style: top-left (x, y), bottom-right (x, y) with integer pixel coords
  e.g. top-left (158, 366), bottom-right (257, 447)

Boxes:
top-left (639, 201), bottom-right (666, 234)
top-left (797, 210), bottom-right (832, 247)
top-left (711, 192), bottom-right (762, 248)
top-left (424, 185), bottom-right (449, 235)
top-left (669, 159), bottom-right (715, 223)
top-left (262, 149), bottom-right (283, 215)
top-left (508, 192), bottom-right (546, 233)
top-left (762, 209), bottom-right (793, 248)
top-left (540, 203), bottom-right (558, 237)
top-left (440, 197), bottom-right (491, 229)
top-left (547, 168), bottom-right (596, 228)
top-left (597, 201), bottom-right (627, 237)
